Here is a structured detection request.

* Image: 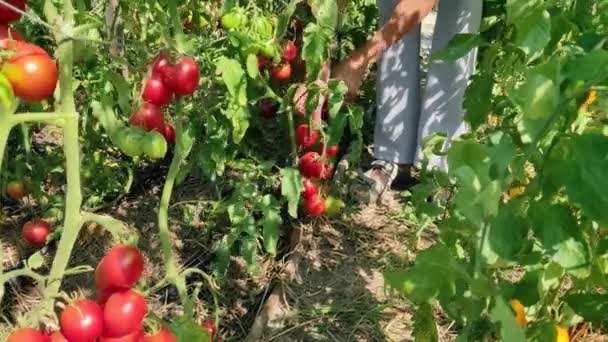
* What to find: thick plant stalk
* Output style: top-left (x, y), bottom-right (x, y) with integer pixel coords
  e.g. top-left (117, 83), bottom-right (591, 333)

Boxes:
top-left (158, 119), bottom-right (194, 316)
top-left (41, 0), bottom-right (85, 306)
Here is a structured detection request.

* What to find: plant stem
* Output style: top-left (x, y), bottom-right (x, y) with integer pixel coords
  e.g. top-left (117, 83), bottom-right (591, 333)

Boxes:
top-left (10, 112), bottom-right (74, 124)
top-left (42, 0), bottom-right (84, 308)
top-left (158, 113), bottom-right (194, 316)
top-left (286, 110), bottom-right (298, 164)
top-left (474, 222), bottom-right (489, 279)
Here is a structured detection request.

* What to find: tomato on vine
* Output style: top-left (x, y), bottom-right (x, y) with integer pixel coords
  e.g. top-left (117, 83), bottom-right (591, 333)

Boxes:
top-left (143, 75), bottom-right (172, 106)
top-left (151, 52), bottom-right (171, 77)
top-left (0, 0), bottom-right (26, 23)
top-left (295, 124), bottom-right (319, 148)
top-left (271, 63), bottom-right (291, 81)
top-left (319, 142), bottom-right (338, 157)
top-left (302, 178), bottom-right (318, 199)
top-left (220, 12), bottom-right (241, 30)
top-left (130, 102), bottom-right (165, 133)
top-left (49, 331), bottom-right (69, 342)
top-left (143, 130), bottom-right (168, 160)
top-left (163, 124), bottom-right (176, 144)
top-left (95, 244), bottom-right (144, 291)
top-left (2, 51), bottom-right (58, 102)
top-left (324, 196), bottom-right (345, 216)
top-left (60, 300), bottom-right (104, 342)
top-left (257, 55), bottom-right (267, 70)
top-left (5, 179), bottom-right (29, 200)
top-left (143, 327), bottom-right (176, 342)
top-left (283, 40), bottom-right (297, 61)
top-left (162, 56), bottom-right (200, 96)
top-left (201, 321), bottom-right (216, 341)
top-left (103, 289), bottom-right (147, 338)
top-left (304, 193), bottom-right (325, 216)
top-left (99, 328), bottom-right (145, 342)
top-left (7, 328), bottom-right (47, 342)
top-left (299, 152), bottom-right (324, 179)
top-left (22, 220), bottom-right (51, 247)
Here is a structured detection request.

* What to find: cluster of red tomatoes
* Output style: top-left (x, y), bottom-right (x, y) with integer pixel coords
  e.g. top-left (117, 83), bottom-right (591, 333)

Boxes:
top-left (112, 53), bottom-right (200, 160)
top-left (0, 1), bottom-right (58, 103)
top-left (7, 245), bottom-right (217, 342)
top-left (257, 39), bottom-right (297, 82)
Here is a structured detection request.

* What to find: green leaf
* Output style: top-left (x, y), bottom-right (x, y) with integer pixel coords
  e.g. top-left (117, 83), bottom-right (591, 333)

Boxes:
top-left (506, 0), bottom-right (542, 25)
top-left (543, 134), bottom-right (608, 227)
top-left (216, 57), bottom-right (246, 98)
top-left (552, 239), bottom-right (589, 278)
top-left (528, 201), bottom-right (578, 250)
top-left (170, 316), bottom-right (210, 342)
top-left (281, 168), bottom-right (303, 218)
top-left (564, 50), bottom-right (608, 81)
top-left (563, 293), bottom-right (608, 328)
top-left (413, 303), bottom-right (438, 342)
top-left (275, 0), bottom-right (303, 40)
top-left (91, 96), bottom-right (120, 133)
top-left (486, 201), bottom-right (529, 261)
top-left (327, 79), bottom-right (348, 118)
top-left (526, 320), bottom-right (559, 342)
top-left (103, 71), bottom-right (131, 115)
top-left (489, 296), bottom-right (526, 342)
top-left (511, 67), bottom-right (558, 143)
top-left (463, 76), bottom-right (493, 129)
top-left (241, 236), bottom-right (257, 273)
top-left (222, 103), bottom-right (250, 143)
top-left (246, 54), bottom-right (259, 79)
top-left (302, 23), bottom-right (330, 81)
top-left (260, 195), bottom-right (282, 256)
top-left (0, 73), bottom-right (15, 117)
top-left (385, 245), bottom-right (469, 304)
top-left (347, 105), bottom-right (364, 132)
top-left (309, 0), bottom-right (338, 30)
top-left (327, 109), bottom-right (347, 147)
top-left (27, 252), bottom-right (45, 270)
top-left (513, 9), bottom-right (551, 60)
top-left (431, 34), bottom-right (482, 62)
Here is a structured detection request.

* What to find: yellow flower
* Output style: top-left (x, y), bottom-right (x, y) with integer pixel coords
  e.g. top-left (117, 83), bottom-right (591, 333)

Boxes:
top-left (580, 90), bottom-right (597, 110)
top-left (510, 300), bottom-right (527, 328)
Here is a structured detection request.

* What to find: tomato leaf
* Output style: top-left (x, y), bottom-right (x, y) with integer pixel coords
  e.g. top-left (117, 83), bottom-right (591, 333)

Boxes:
top-left (485, 201), bottom-right (529, 262)
top-left (260, 195), bottom-right (282, 256)
top-left (275, 0), bottom-right (303, 40)
top-left (246, 54), bottom-right (259, 79)
top-left (280, 168), bottom-right (303, 218)
top-left (169, 317), bottom-right (210, 342)
top-left (489, 296), bottom-right (526, 342)
top-left (564, 293), bottom-right (608, 328)
top-left (240, 236), bottom-right (258, 273)
top-left (513, 9), bottom-right (551, 60)
top-left (302, 23), bottom-right (330, 81)
top-left (431, 34), bottom-right (482, 62)
top-left (506, 0), bottom-right (543, 25)
top-left (511, 65), bottom-right (559, 144)
top-left (463, 76), bottom-right (493, 129)
top-left (564, 50), bottom-right (608, 81)
top-left (216, 57), bottom-right (246, 99)
top-left (309, 0), bottom-right (338, 30)
top-left (103, 71), bottom-right (131, 115)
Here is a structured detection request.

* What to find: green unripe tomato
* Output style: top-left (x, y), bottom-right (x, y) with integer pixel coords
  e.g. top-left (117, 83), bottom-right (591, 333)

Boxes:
top-left (221, 13), bottom-right (240, 30)
top-left (116, 127), bottom-right (145, 158)
top-left (143, 131), bottom-right (168, 160)
top-left (324, 196), bottom-right (345, 216)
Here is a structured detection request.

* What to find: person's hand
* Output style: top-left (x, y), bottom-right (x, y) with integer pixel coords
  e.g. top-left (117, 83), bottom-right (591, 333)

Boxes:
top-left (331, 50), bottom-right (369, 96)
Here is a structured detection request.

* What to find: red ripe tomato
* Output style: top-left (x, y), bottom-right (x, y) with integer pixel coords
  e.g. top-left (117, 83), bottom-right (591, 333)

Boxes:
top-left (302, 178), bottom-right (318, 199)
top-left (257, 55), bottom-right (267, 70)
top-left (0, 0), bottom-right (26, 23)
top-left (295, 124), bottom-right (319, 148)
top-left (162, 56), bottom-right (199, 96)
top-left (321, 164), bottom-right (334, 180)
top-left (143, 75), bottom-right (172, 106)
top-left (151, 52), bottom-right (172, 77)
top-left (319, 142), bottom-right (338, 157)
top-left (2, 53), bottom-right (58, 102)
top-left (271, 63), bottom-right (291, 81)
top-left (5, 179), bottom-right (29, 200)
top-left (130, 102), bottom-right (165, 133)
top-left (95, 244), bottom-right (144, 291)
top-left (283, 40), bottom-right (297, 61)
top-left (0, 40), bottom-right (47, 59)
top-left (304, 193), bottom-right (325, 216)
top-left (100, 328), bottom-right (145, 342)
top-left (60, 300), bottom-right (104, 342)
top-left (103, 289), bottom-right (147, 338)
top-left (144, 327), bottom-right (176, 342)
top-left (163, 124), bottom-right (176, 144)
top-left (259, 98), bottom-right (278, 118)
top-left (22, 220), bottom-right (51, 247)
top-left (7, 328), bottom-right (47, 342)
top-left (299, 152), bottom-right (323, 178)
top-left (0, 23), bottom-right (22, 40)
top-left (49, 331), bottom-right (69, 342)
top-left (201, 321), bottom-right (216, 341)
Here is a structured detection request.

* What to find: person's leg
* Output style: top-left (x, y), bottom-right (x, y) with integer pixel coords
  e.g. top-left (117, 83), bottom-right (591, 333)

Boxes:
top-left (414, 0), bottom-right (483, 172)
top-left (374, 0), bottom-right (422, 166)
top-left (362, 0), bottom-right (422, 201)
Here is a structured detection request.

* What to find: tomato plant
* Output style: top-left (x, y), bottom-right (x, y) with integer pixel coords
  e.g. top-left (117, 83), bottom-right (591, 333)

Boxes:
top-left (5, 178), bottom-right (29, 200)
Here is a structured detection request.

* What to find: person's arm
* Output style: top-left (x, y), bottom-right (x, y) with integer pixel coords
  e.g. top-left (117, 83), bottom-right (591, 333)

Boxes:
top-left (333, 0), bottom-right (437, 94)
